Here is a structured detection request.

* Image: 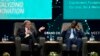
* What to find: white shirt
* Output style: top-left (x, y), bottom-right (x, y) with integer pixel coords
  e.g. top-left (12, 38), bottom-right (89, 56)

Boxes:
top-left (25, 27), bottom-right (30, 38)
top-left (69, 28), bottom-right (75, 39)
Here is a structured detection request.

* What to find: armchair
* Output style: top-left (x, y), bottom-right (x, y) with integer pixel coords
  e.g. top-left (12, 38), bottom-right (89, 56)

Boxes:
top-left (57, 22), bottom-right (87, 56)
top-left (14, 22), bottom-right (45, 56)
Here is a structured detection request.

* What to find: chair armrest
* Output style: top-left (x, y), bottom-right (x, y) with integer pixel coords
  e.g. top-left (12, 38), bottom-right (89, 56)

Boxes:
top-left (15, 37), bottom-right (21, 41)
top-left (82, 37), bottom-right (88, 56)
top-left (39, 37), bottom-right (45, 56)
top-left (39, 37), bottom-right (45, 46)
top-left (57, 37), bottom-right (63, 43)
top-left (82, 37), bottom-right (88, 43)
top-left (15, 37), bottom-right (21, 56)
top-left (15, 37), bottom-right (21, 47)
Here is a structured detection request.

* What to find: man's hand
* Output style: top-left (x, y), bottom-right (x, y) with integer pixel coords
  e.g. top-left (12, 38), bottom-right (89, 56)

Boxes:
top-left (34, 43), bottom-right (39, 45)
top-left (39, 26), bottom-right (45, 32)
top-left (25, 30), bottom-right (32, 35)
top-left (25, 30), bottom-right (32, 38)
top-left (75, 25), bottom-right (80, 30)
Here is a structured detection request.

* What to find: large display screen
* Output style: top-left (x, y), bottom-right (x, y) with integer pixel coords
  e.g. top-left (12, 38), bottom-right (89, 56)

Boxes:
top-left (64, 0), bottom-right (100, 19)
top-left (0, 0), bottom-right (52, 20)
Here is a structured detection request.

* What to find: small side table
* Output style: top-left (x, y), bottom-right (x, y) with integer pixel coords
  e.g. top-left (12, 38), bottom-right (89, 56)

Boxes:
top-left (0, 41), bottom-right (15, 56)
top-left (44, 41), bottom-right (62, 56)
top-left (86, 41), bottom-right (100, 56)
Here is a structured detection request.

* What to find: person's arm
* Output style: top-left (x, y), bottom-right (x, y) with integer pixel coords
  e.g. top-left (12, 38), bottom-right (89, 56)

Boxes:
top-left (17, 27), bottom-right (25, 40)
top-left (79, 30), bottom-right (84, 37)
top-left (31, 26), bottom-right (45, 44)
top-left (76, 28), bottom-right (84, 38)
top-left (38, 26), bottom-right (45, 32)
top-left (61, 30), bottom-right (67, 43)
top-left (17, 28), bottom-right (25, 38)
top-left (31, 31), bottom-right (38, 43)
top-left (75, 25), bottom-right (84, 37)
top-left (38, 26), bottom-right (45, 36)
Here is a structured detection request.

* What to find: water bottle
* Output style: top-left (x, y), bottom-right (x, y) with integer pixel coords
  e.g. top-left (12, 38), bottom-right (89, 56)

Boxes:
top-left (50, 35), bottom-right (53, 41)
top-left (52, 36), bottom-right (54, 41)
top-left (2, 35), bottom-right (8, 42)
top-left (2, 37), bottom-right (4, 42)
top-left (6, 36), bottom-right (8, 41)
top-left (90, 35), bottom-right (95, 41)
top-left (4, 35), bottom-right (6, 41)
top-left (50, 37), bottom-right (53, 41)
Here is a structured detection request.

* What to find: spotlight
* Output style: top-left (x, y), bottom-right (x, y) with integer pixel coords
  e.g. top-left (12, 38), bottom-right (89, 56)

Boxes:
top-left (85, 20), bottom-right (87, 22)
top-left (56, 0), bottom-right (59, 2)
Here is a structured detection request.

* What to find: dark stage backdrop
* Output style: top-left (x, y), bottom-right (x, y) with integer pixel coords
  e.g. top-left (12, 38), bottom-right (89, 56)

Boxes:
top-left (0, 20), bottom-right (99, 41)
top-left (0, 20), bottom-right (49, 41)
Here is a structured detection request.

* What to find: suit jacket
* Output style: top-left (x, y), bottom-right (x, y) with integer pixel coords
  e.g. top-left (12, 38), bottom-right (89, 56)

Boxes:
top-left (61, 28), bottom-right (84, 43)
top-left (17, 26), bottom-right (38, 43)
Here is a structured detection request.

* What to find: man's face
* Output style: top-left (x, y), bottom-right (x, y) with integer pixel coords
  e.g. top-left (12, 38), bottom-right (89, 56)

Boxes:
top-left (71, 21), bottom-right (77, 28)
top-left (25, 21), bottom-right (32, 29)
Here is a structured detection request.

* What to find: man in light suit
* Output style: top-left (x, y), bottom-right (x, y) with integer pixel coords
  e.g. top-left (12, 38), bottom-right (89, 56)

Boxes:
top-left (61, 21), bottom-right (84, 56)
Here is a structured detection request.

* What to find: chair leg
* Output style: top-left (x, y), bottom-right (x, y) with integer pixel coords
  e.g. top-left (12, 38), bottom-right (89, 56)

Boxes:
top-left (68, 51), bottom-right (72, 56)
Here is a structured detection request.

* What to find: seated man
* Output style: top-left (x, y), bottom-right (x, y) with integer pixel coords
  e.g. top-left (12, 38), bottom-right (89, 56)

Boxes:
top-left (17, 20), bottom-right (45, 44)
top-left (61, 21), bottom-right (84, 53)
top-left (16, 20), bottom-right (45, 55)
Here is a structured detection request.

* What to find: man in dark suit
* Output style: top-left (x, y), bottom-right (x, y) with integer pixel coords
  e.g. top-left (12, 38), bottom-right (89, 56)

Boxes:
top-left (17, 20), bottom-right (45, 56)
top-left (61, 21), bottom-right (84, 55)
top-left (17, 20), bottom-right (45, 44)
